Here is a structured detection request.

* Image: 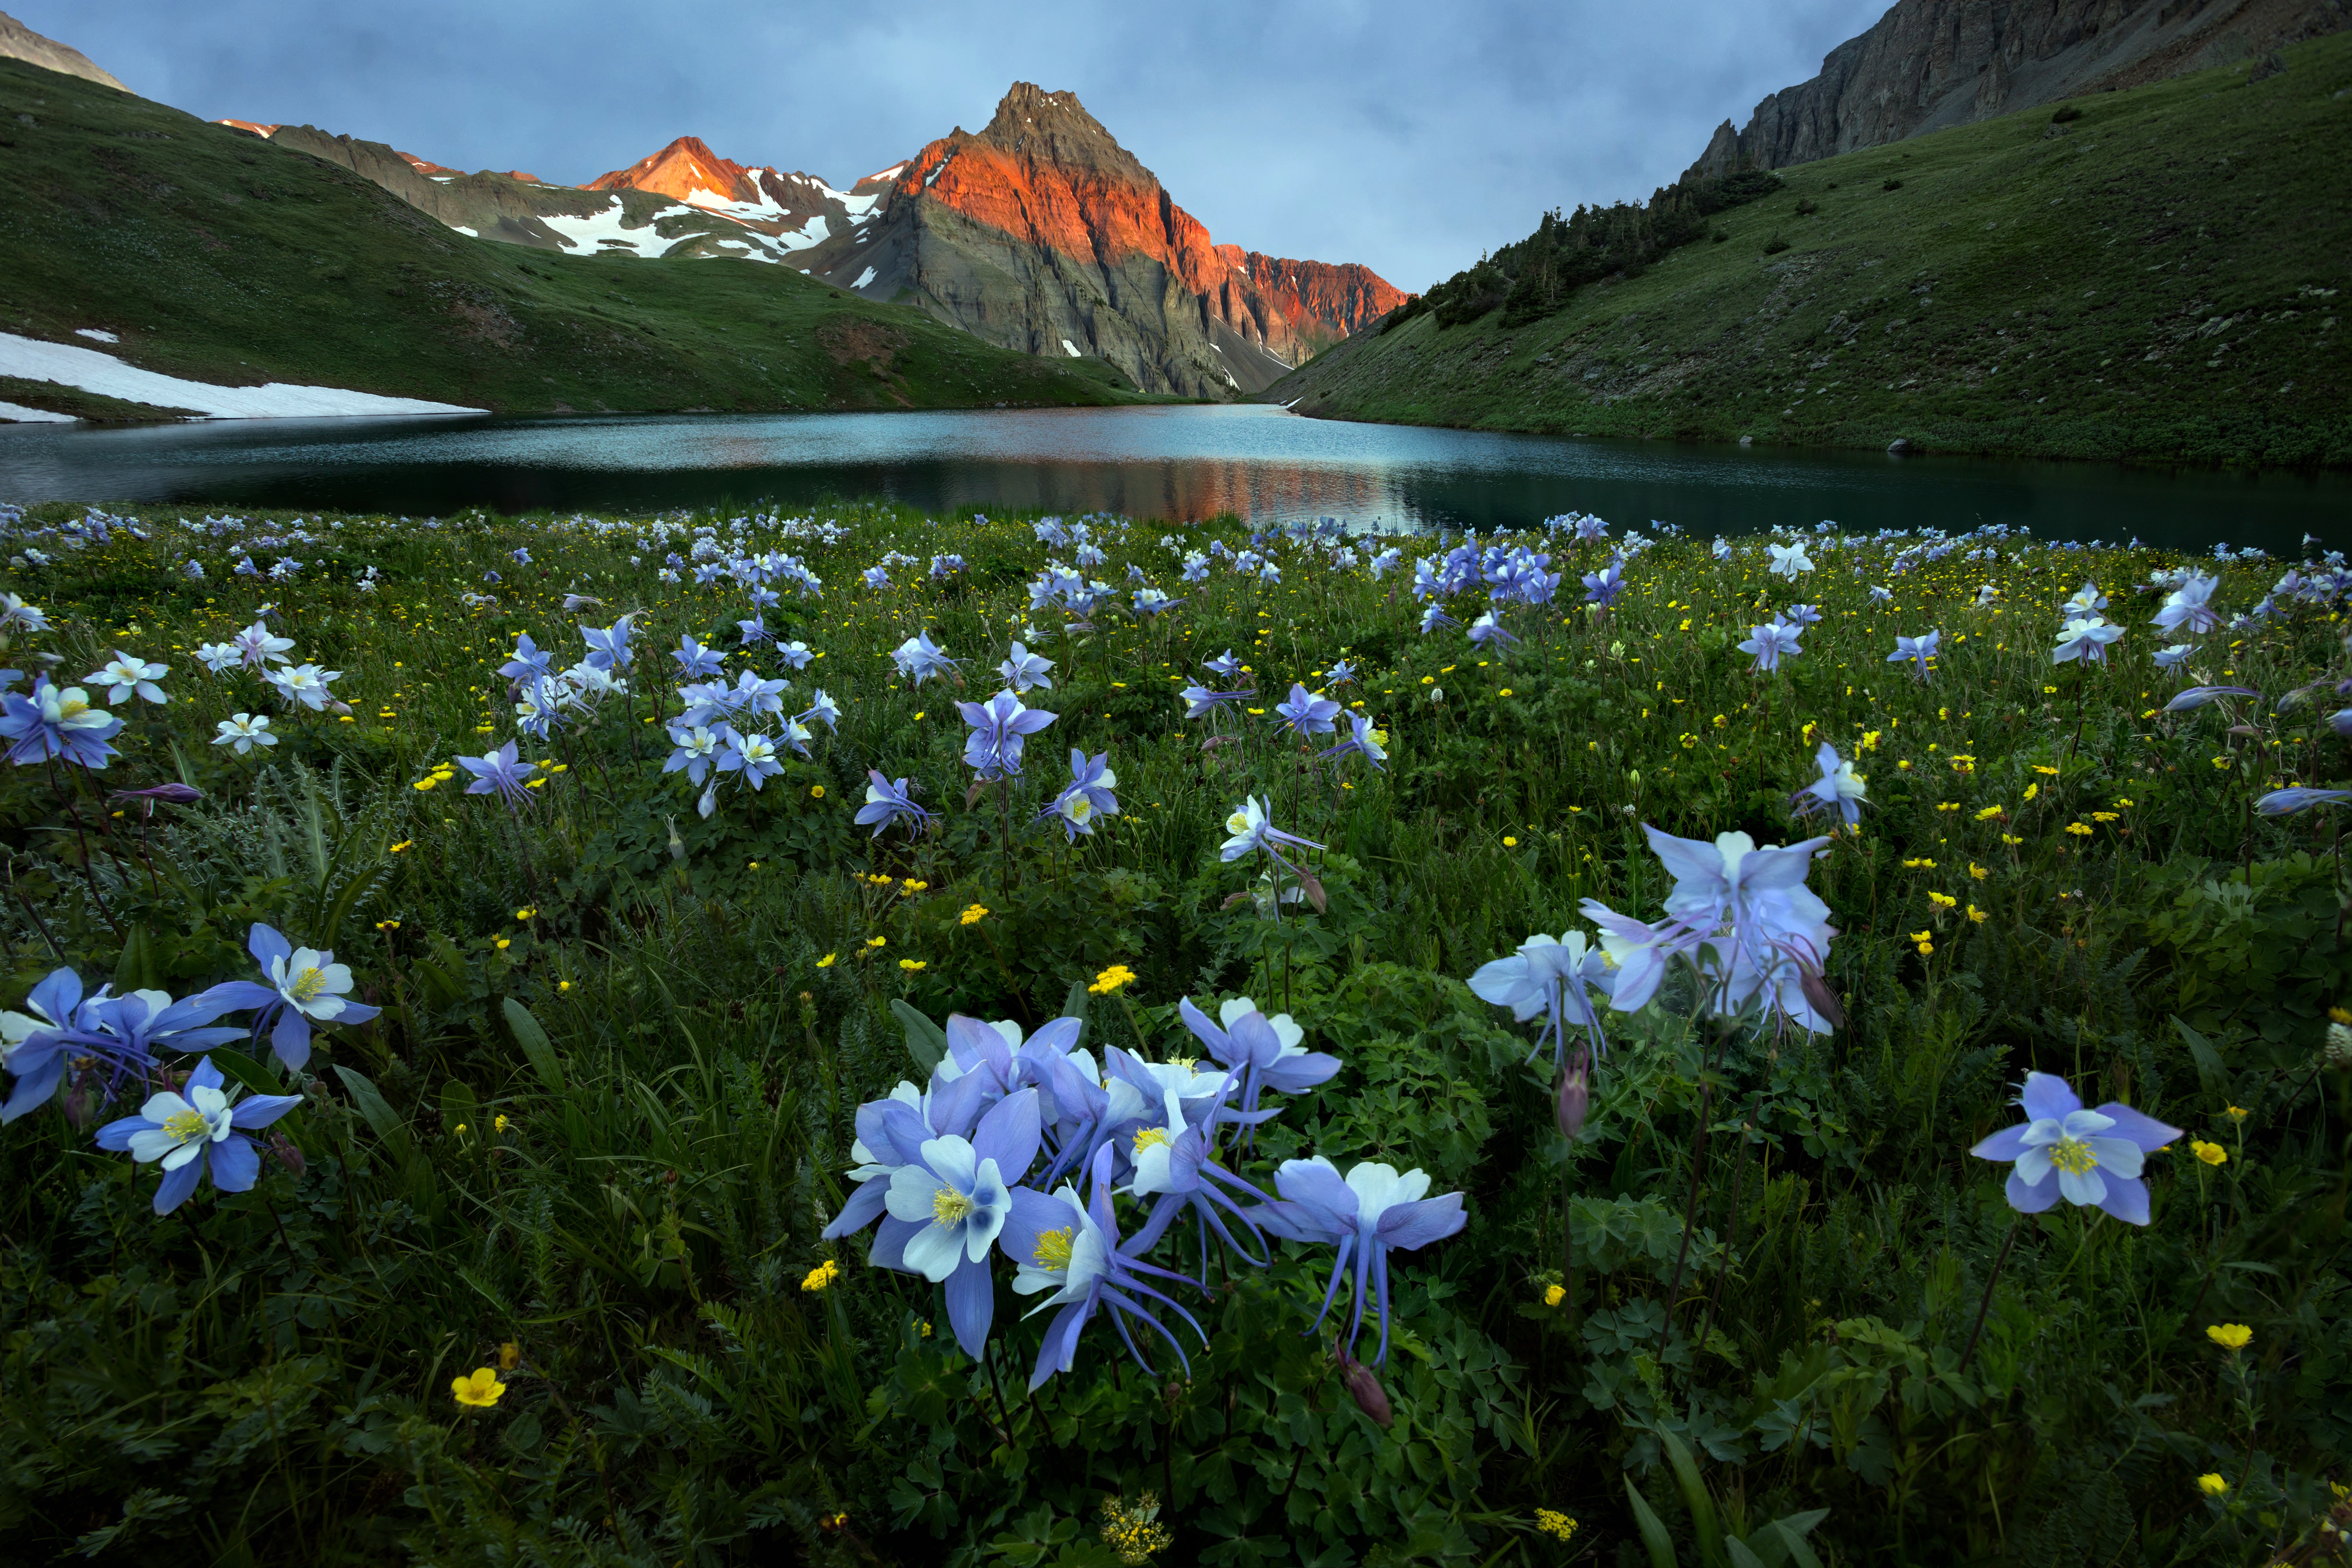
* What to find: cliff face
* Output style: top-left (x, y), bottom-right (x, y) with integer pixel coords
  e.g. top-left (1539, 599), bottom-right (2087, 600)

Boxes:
top-left (1214, 246), bottom-right (1410, 351)
top-left (1687, 0), bottom-right (2350, 178)
top-left (791, 83), bottom-right (1400, 397)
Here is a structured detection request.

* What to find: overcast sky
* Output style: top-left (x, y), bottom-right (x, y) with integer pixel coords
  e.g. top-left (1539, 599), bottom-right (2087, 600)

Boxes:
top-left (20, 0), bottom-right (1889, 290)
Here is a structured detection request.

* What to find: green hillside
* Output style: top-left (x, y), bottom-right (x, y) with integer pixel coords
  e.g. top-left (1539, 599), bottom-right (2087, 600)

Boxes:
top-left (0, 59), bottom-right (1141, 418)
top-left (1270, 34), bottom-right (2352, 467)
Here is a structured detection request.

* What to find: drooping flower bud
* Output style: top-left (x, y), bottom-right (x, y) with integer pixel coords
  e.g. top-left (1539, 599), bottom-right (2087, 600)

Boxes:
top-left (268, 1130), bottom-right (306, 1176)
top-left (1337, 1351), bottom-right (1393, 1428)
top-left (1555, 1046), bottom-right (1590, 1141)
top-left (110, 782), bottom-right (204, 805)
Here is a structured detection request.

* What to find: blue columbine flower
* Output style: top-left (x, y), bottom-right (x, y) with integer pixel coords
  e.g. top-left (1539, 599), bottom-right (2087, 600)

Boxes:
top-left (874, 1091), bottom-right (1041, 1357)
top-left (1468, 932), bottom-right (1616, 1065)
top-left (999, 642), bottom-right (1055, 693)
top-left (1419, 604), bottom-right (1460, 635)
top-left (1467, 611), bottom-right (1521, 649)
top-left (0, 677), bottom-right (125, 769)
top-left (499, 633), bottom-right (552, 683)
top-left (1581, 563), bottom-right (1624, 607)
top-left (2164, 684), bottom-right (2260, 713)
top-left (1253, 1157), bottom-right (1466, 1366)
top-left (1317, 710), bottom-right (1387, 771)
top-left (1040, 748), bottom-right (1119, 840)
top-left (958, 690), bottom-right (1056, 779)
top-left (581, 614), bottom-right (636, 672)
top-left (2053, 616), bottom-right (2124, 665)
top-left (777, 640), bottom-right (816, 671)
top-left (203, 923), bottom-right (382, 1071)
top-left (1220, 797), bottom-right (1323, 876)
top-left (664, 724), bottom-right (726, 785)
top-left (1887, 630), bottom-right (1940, 680)
top-left (892, 630), bottom-right (958, 686)
top-left (672, 634), bottom-right (724, 680)
top-left (1203, 649), bottom-right (1245, 681)
top-left (94, 1056), bottom-right (302, 1215)
top-left (738, 614), bottom-right (775, 647)
top-left (1273, 683), bottom-right (1340, 740)
top-left (457, 741), bottom-right (539, 805)
top-left (856, 770), bottom-right (936, 837)
top-left (1182, 684), bottom-right (1251, 723)
top-left (2255, 786), bottom-right (2352, 816)
top-left (1738, 620), bottom-right (1803, 674)
top-left (1792, 741), bottom-right (1867, 826)
top-left (2, 967), bottom-right (171, 1121)
top-left (1003, 1143), bottom-right (1209, 1388)
top-left (1969, 1071), bottom-right (2180, 1224)
top-left (718, 730), bottom-right (784, 790)
top-left (1175, 996), bottom-right (1339, 1139)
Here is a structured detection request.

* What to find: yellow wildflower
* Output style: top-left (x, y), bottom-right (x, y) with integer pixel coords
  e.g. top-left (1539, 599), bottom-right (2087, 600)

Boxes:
top-left (498, 1341), bottom-right (520, 1370)
top-left (960, 904), bottom-right (990, 926)
top-left (801, 1259), bottom-right (842, 1293)
top-left (451, 1368), bottom-right (507, 1408)
top-left (2192, 1140), bottom-right (2228, 1167)
top-left (1089, 963), bottom-right (1138, 996)
top-left (2206, 1322), bottom-right (2251, 1351)
top-left (899, 958), bottom-right (927, 973)
top-left (1543, 1284), bottom-right (1565, 1307)
top-left (1536, 1510), bottom-right (1579, 1542)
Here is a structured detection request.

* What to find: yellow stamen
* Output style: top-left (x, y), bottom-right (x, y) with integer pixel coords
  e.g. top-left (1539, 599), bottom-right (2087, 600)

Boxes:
top-left (1132, 1126), bottom-right (1171, 1156)
top-left (1031, 1226), bottom-right (1074, 1270)
top-left (2048, 1137), bottom-right (2097, 1175)
top-left (162, 1108), bottom-right (208, 1143)
top-left (931, 1186), bottom-right (973, 1227)
top-left (287, 965), bottom-right (328, 1003)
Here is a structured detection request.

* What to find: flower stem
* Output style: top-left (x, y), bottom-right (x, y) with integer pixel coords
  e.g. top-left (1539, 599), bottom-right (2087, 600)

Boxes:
top-left (1959, 1217), bottom-right (2021, 1375)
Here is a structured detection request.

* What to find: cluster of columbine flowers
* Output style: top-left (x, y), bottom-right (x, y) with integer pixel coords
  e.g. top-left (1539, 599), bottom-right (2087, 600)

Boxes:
top-left (0, 924), bottom-right (374, 1212)
top-left (821, 999), bottom-right (1463, 1391)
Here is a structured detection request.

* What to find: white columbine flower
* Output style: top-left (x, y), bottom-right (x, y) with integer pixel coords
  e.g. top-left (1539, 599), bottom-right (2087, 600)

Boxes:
top-left (212, 713), bottom-right (277, 753)
top-left (88, 651), bottom-right (169, 704)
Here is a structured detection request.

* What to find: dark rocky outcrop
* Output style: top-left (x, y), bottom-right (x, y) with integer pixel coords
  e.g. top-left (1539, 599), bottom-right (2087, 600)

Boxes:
top-left (1685, 0), bottom-right (2350, 179)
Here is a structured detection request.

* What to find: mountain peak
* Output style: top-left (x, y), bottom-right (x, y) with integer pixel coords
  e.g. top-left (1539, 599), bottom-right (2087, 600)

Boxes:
top-left (585, 135), bottom-right (760, 205)
top-left (970, 82), bottom-right (1149, 182)
top-left (0, 8), bottom-right (129, 91)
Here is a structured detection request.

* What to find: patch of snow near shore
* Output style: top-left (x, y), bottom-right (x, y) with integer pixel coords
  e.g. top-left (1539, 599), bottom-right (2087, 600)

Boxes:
top-left (0, 400), bottom-right (76, 423)
top-left (0, 333), bottom-right (485, 419)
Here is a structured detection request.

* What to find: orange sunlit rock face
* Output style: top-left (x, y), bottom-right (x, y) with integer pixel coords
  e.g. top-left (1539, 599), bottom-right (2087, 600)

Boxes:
top-left (1213, 246), bottom-right (1410, 343)
top-left (585, 135), bottom-right (761, 205)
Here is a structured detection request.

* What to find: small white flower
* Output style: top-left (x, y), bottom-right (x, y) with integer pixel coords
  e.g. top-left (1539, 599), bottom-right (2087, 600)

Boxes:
top-left (87, 650), bottom-right (169, 705)
top-left (212, 713), bottom-right (277, 754)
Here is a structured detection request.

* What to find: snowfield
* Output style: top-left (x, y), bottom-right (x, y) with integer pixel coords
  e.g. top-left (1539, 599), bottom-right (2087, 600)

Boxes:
top-left (0, 333), bottom-right (486, 419)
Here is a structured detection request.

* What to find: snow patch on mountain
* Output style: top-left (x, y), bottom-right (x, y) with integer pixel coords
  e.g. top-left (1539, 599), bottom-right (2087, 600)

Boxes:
top-left (0, 333), bottom-right (485, 419)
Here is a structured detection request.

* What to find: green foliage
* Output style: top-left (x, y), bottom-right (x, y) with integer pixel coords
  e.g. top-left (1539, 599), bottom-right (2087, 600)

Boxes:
top-left (1273, 32), bottom-right (2352, 468)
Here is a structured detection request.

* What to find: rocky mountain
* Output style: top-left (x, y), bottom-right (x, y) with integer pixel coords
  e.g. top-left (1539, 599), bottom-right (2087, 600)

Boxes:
top-left (219, 85), bottom-right (1402, 398)
top-left (1686, 0), bottom-right (2350, 179)
top-left (0, 9), bottom-right (124, 93)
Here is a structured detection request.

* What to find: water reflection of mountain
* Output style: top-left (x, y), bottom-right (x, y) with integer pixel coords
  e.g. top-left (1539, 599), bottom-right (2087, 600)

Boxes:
top-left (0, 406), bottom-right (2339, 552)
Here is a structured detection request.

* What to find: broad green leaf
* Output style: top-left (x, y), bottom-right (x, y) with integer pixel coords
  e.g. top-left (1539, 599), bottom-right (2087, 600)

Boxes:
top-left (504, 998), bottom-right (565, 1091)
top-left (892, 999), bottom-right (947, 1073)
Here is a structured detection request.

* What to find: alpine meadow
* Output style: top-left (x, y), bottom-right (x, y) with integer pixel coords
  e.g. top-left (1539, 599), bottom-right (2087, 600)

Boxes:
top-left (2, 0), bottom-right (2350, 1565)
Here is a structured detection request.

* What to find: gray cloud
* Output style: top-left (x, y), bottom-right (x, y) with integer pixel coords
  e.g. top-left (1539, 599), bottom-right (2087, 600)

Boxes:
top-left (19, 0), bottom-right (1889, 290)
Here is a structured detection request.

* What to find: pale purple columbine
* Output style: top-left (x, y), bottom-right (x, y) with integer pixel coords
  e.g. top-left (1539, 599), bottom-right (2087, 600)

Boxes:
top-left (862, 565), bottom-right (892, 590)
top-left (2053, 616), bottom-right (2124, 665)
top-left (1419, 604), bottom-right (1460, 635)
top-left (265, 663), bottom-right (343, 712)
top-left (0, 967), bottom-right (218, 1122)
top-left (672, 635), bottom-right (724, 679)
top-left (958, 689), bottom-right (1056, 779)
top-left (1969, 1071), bottom-right (2180, 1225)
top-left (892, 630), bottom-right (959, 687)
top-left (2153, 574), bottom-right (2220, 636)
top-left (1133, 587), bottom-right (1182, 618)
top-left (1888, 631), bottom-right (1940, 679)
top-left (1252, 1158), bottom-right (1466, 1366)
top-left (1583, 827), bottom-right (1839, 1034)
top-left (2153, 643), bottom-right (2198, 671)
top-left (2256, 787), bottom-right (2352, 816)
top-left (1782, 603), bottom-right (1823, 627)
top-left (1040, 748), bottom-right (1118, 840)
top-left (1004, 1143), bottom-right (1208, 1388)
top-left (777, 640), bottom-right (816, 671)
top-left (231, 620), bottom-right (294, 671)
top-left (1792, 740), bottom-right (1867, 826)
top-left (2164, 685), bottom-right (2259, 713)
top-left (872, 1091), bottom-right (1041, 1357)
top-left (1119, 1077), bottom-right (1276, 1273)
top-left (1738, 620), bottom-right (1803, 674)
top-left (1325, 658), bottom-right (1358, 687)
top-left (204, 923), bottom-right (381, 1071)
top-left (1467, 611), bottom-right (1521, 649)
top-left (1203, 649), bottom-right (1245, 681)
top-left (1220, 797), bottom-right (1324, 878)
top-left (999, 642), bottom-right (1055, 693)
top-left (0, 677), bottom-right (123, 768)
top-left (86, 651), bottom-right (169, 705)
top-left (798, 689), bottom-right (841, 731)
top-left (1469, 932), bottom-right (1616, 1065)
top-left (1176, 997), bottom-right (1340, 1141)
top-left (0, 593), bottom-right (49, 634)
top-left (1273, 683), bottom-right (1340, 740)
top-left (94, 1057), bottom-right (303, 1215)
top-left (1581, 563), bottom-right (1624, 607)
top-left (737, 614), bottom-right (775, 648)
top-left (1318, 710), bottom-right (1387, 771)
top-left (457, 741), bottom-right (539, 805)
top-left (856, 770), bottom-right (935, 838)
top-left (2060, 582), bottom-right (2109, 618)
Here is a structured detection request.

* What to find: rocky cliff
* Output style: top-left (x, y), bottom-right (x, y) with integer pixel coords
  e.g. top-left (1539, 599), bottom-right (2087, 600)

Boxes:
top-left (790, 83), bottom-right (1399, 397)
top-left (1214, 246), bottom-right (1409, 353)
top-left (0, 9), bottom-right (126, 92)
top-left (1687, 0), bottom-right (2349, 178)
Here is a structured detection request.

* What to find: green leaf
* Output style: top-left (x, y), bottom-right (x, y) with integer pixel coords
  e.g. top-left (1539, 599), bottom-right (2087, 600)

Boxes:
top-left (1662, 1428), bottom-right (1723, 1568)
top-left (331, 1064), bottom-right (413, 1160)
top-left (1755, 1512), bottom-right (1828, 1568)
top-left (2172, 1014), bottom-right (2226, 1093)
top-left (503, 998), bottom-right (565, 1091)
top-left (1061, 980), bottom-right (1091, 1050)
top-left (1727, 1541), bottom-right (1769, 1568)
top-left (206, 1047), bottom-right (284, 1097)
top-left (892, 999), bottom-right (948, 1073)
top-left (439, 1079), bottom-right (478, 1131)
top-left (1624, 1474), bottom-right (1679, 1568)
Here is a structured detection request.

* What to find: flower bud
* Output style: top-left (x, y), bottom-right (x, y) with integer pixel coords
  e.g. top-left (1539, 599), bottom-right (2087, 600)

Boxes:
top-left (268, 1130), bottom-right (306, 1175)
top-left (1336, 1351), bottom-right (1393, 1428)
top-left (2328, 1021), bottom-right (2352, 1068)
top-left (1555, 1047), bottom-right (1590, 1141)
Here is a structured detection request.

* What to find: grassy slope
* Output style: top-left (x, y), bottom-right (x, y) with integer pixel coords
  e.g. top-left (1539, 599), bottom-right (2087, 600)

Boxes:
top-left (1270, 34), bottom-right (2352, 467)
top-left (0, 59), bottom-right (1143, 417)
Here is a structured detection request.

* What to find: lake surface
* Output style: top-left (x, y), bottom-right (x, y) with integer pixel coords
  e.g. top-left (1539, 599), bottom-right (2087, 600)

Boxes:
top-left (1, 404), bottom-right (2343, 551)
